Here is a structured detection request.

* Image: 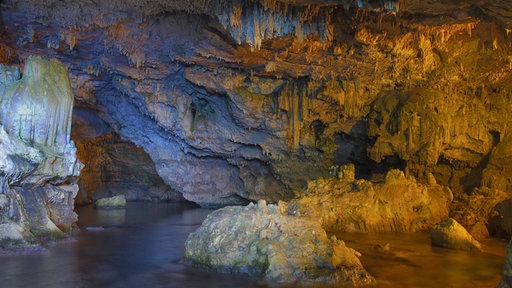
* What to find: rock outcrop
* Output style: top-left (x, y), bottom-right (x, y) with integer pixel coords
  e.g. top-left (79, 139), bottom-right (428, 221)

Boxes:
top-left (450, 187), bottom-right (512, 240)
top-left (289, 166), bottom-right (453, 232)
top-left (0, 57), bottom-right (82, 247)
top-left (185, 200), bottom-right (375, 286)
top-left (430, 218), bottom-right (482, 251)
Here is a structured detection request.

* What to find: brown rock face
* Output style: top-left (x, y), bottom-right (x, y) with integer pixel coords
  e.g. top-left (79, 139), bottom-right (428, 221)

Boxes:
top-left (290, 167), bottom-right (453, 232)
top-left (0, 0), bottom-right (510, 207)
top-left (75, 132), bottom-right (183, 205)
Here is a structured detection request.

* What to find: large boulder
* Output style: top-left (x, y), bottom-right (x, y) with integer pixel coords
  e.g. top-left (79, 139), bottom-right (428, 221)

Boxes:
top-left (430, 218), bottom-right (482, 251)
top-left (289, 167), bottom-right (453, 232)
top-left (0, 57), bottom-right (82, 247)
top-left (184, 200), bottom-right (375, 286)
top-left (94, 195), bottom-right (127, 208)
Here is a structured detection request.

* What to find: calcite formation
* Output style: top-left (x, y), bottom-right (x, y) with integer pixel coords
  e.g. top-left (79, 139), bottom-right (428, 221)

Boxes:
top-left (94, 195), bottom-right (127, 208)
top-left (185, 200), bottom-right (375, 286)
top-left (289, 166), bottom-right (453, 232)
top-left (0, 57), bottom-right (82, 247)
top-left (0, 1), bottom-right (510, 211)
top-left (430, 218), bottom-right (482, 251)
top-left (1, 56), bottom-right (74, 152)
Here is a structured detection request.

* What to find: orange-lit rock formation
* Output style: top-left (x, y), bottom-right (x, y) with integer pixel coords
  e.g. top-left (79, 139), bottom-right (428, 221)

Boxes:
top-left (0, 0), bottom-right (510, 222)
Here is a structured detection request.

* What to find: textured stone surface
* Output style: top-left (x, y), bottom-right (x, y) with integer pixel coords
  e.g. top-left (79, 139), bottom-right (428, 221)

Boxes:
top-left (290, 166), bottom-right (453, 232)
top-left (450, 188), bottom-right (511, 240)
top-left (1, 56), bottom-right (74, 152)
top-left (0, 58), bottom-right (82, 247)
top-left (0, 1), bottom-right (510, 206)
top-left (493, 199), bottom-right (512, 237)
top-left (94, 195), bottom-right (127, 208)
top-left (185, 201), bottom-right (375, 285)
top-left (430, 218), bottom-right (482, 251)
top-left (75, 132), bottom-right (183, 205)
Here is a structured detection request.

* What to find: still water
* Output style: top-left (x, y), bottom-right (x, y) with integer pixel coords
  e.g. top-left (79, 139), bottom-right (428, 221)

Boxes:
top-left (0, 202), bottom-right (507, 288)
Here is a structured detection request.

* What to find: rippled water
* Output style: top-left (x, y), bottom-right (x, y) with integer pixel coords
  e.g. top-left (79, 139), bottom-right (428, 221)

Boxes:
top-left (0, 202), bottom-right (507, 288)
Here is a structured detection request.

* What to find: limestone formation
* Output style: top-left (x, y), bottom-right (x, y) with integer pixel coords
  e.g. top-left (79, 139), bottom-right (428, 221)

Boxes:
top-left (0, 58), bottom-right (82, 247)
top-left (290, 167), bottom-right (453, 232)
top-left (430, 218), bottom-right (482, 251)
top-left (74, 132), bottom-right (183, 205)
top-left (493, 199), bottom-right (512, 237)
top-left (481, 134), bottom-right (512, 193)
top-left (184, 201), bottom-right (375, 286)
top-left (94, 195), bottom-right (127, 208)
top-left (0, 0), bottom-right (511, 208)
top-left (450, 188), bottom-right (511, 240)
top-left (0, 55), bottom-right (74, 152)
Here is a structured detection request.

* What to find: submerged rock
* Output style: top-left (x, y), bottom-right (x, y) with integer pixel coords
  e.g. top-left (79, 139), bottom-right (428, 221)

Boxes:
top-left (184, 201), bottom-right (375, 286)
top-left (290, 167), bottom-right (453, 232)
top-left (94, 195), bottom-right (127, 208)
top-left (430, 218), bottom-right (482, 251)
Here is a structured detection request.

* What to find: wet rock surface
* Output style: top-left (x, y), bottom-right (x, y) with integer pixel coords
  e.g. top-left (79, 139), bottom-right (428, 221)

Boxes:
top-left (0, 57), bottom-right (82, 247)
top-left (94, 195), bottom-right (127, 208)
top-left (290, 166), bottom-right (453, 232)
top-left (184, 200), bottom-right (375, 286)
top-left (430, 218), bottom-right (482, 251)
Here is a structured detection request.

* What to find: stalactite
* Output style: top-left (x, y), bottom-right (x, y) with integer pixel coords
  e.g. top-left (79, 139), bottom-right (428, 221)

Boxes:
top-left (270, 77), bottom-right (322, 150)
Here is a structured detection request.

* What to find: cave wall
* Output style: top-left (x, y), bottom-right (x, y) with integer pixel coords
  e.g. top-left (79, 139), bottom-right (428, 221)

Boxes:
top-left (0, 0), bottom-right (511, 206)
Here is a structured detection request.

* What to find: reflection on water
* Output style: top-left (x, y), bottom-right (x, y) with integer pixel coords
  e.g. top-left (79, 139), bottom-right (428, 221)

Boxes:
top-left (0, 203), bottom-right (266, 288)
top-left (0, 202), bottom-right (507, 288)
top-left (334, 231), bottom-right (507, 288)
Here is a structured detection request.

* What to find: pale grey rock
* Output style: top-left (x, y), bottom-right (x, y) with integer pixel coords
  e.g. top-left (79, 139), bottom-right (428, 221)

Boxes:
top-left (94, 195), bottom-right (127, 208)
top-left (0, 223), bottom-right (36, 247)
top-left (0, 57), bottom-right (82, 247)
top-left (430, 218), bottom-right (482, 251)
top-left (0, 55), bottom-right (74, 152)
top-left (184, 202), bottom-right (375, 286)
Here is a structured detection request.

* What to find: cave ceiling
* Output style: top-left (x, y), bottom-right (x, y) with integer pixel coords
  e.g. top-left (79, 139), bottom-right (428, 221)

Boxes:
top-left (0, 0), bottom-right (511, 205)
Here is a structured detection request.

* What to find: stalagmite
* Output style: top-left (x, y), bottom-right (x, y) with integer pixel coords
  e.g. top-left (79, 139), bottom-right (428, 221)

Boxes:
top-left (0, 55), bottom-right (74, 153)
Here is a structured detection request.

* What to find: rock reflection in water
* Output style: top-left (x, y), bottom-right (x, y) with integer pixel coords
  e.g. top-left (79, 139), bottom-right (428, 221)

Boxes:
top-left (335, 231), bottom-right (507, 288)
top-left (0, 203), bottom-right (507, 288)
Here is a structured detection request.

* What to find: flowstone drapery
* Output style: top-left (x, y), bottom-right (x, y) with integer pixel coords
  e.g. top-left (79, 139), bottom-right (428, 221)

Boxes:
top-left (1, 55), bottom-right (74, 152)
top-left (0, 56), bottom-right (82, 248)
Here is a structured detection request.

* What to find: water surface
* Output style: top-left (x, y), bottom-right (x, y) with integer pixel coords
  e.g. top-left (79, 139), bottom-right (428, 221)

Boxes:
top-left (0, 202), bottom-right (507, 288)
